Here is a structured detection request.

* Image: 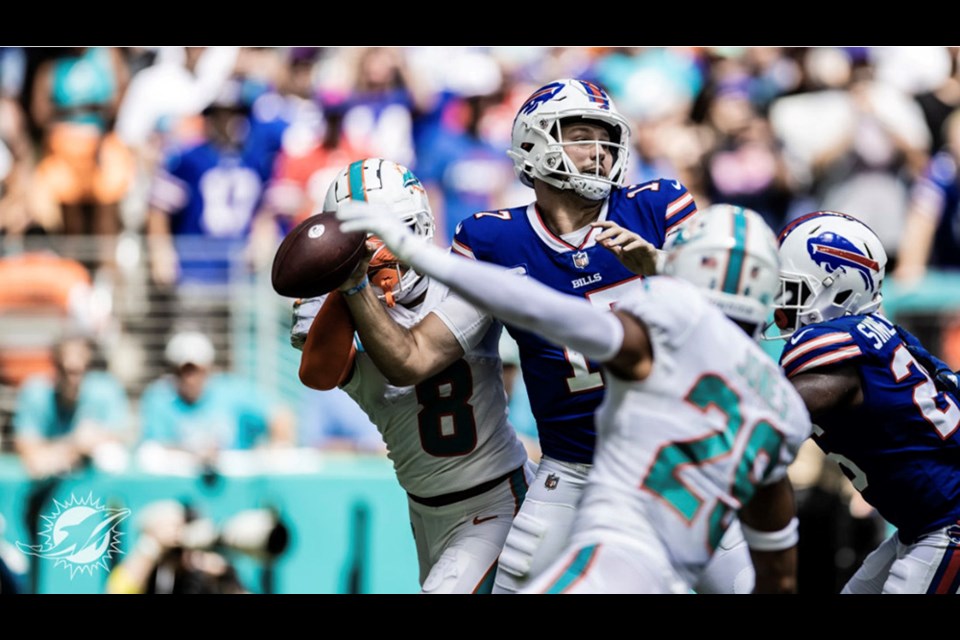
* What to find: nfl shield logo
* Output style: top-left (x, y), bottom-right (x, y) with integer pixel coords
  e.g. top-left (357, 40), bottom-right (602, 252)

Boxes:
top-left (947, 523), bottom-right (960, 545)
top-left (545, 473), bottom-right (560, 490)
top-left (572, 251), bottom-right (589, 269)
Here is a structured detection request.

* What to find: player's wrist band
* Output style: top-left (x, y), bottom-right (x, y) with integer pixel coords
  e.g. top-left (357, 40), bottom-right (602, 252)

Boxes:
top-left (343, 276), bottom-right (370, 297)
top-left (741, 517), bottom-right (799, 552)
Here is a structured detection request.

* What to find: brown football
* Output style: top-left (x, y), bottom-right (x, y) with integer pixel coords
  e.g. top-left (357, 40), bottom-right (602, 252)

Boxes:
top-left (271, 211), bottom-right (367, 298)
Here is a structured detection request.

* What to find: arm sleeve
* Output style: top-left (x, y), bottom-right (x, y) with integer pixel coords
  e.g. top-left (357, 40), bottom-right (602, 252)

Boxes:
top-left (410, 244), bottom-right (624, 363)
top-left (299, 290), bottom-right (357, 390)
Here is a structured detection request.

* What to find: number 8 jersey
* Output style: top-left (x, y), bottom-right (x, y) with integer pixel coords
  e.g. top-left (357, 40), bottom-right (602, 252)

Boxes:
top-left (779, 312), bottom-right (960, 543)
top-left (342, 279), bottom-right (528, 499)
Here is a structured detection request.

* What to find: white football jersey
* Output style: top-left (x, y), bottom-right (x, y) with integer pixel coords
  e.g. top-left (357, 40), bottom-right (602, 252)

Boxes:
top-left (342, 277), bottom-right (529, 498)
top-left (573, 276), bottom-right (811, 585)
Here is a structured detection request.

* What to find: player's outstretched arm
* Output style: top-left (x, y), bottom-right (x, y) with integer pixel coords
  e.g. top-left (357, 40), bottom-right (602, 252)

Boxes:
top-left (337, 202), bottom-right (653, 381)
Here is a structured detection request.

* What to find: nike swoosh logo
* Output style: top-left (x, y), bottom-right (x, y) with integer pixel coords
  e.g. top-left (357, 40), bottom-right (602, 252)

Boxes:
top-left (672, 180), bottom-right (681, 190)
top-left (473, 515), bottom-right (499, 525)
top-left (790, 328), bottom-right (814, 345)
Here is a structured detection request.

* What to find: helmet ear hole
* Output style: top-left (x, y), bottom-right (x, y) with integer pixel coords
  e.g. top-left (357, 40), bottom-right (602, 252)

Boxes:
top-left (834, 289), bottom-right (852, 305)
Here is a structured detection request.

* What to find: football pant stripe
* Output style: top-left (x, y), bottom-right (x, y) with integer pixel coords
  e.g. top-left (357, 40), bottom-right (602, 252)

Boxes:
top-left (543, 544), bottom-right (600, 594)
top-left (928, 535), bottom-right (960, 594)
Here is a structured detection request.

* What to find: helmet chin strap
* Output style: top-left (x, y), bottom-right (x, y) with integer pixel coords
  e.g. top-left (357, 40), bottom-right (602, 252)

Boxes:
top-left (369, 264), bottom-right (428, 308)
top-left (569, 176), bottom-right (611, 200)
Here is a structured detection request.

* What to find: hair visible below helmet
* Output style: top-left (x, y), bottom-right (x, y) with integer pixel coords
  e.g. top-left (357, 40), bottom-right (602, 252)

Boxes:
top-left (663, 204), bottom-right (781, 340)
top-left (770, 210), bottom-right (887, 339)
top-left (507, 78), bottom-right (630, 201)
top-left (324, 158), bottom-right (434, 305)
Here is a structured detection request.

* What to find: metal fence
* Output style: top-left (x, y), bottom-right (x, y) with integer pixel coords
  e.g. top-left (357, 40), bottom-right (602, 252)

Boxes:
top-left (0, 233), bottom-right (304, 446)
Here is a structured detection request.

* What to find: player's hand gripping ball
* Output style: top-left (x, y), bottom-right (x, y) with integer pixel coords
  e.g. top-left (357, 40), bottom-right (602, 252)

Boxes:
top-left (271, 211), bottom-right (367, 298)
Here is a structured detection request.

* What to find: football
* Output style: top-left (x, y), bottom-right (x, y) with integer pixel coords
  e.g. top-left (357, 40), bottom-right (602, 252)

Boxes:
top-left (271, 211), bottom-right (367, 298)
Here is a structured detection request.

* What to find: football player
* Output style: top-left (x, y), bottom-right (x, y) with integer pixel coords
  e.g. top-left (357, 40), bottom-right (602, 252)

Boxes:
top-left (447, 78), bottom-right (769, 594)
top-left (769, 210), bottom-right (960, 594)
top-left (292, 158), bottom-right (534, 594)
top-left (338, 201), bottom-right (812, 593)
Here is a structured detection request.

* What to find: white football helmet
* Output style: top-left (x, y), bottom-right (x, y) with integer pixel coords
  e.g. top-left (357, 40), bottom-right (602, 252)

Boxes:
top-left (507, 78), bottom-right (630, 201)
top-left (770, 210), bottom-right (886, 339)
top-left (324, 158), bottom-right (434, 305)
top-left (663, 204), bottom-right (781, 340)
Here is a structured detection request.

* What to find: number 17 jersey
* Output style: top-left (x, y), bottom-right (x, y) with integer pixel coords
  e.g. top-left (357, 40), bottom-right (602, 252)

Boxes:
top-left (452, 179), bottom-right (697, 463)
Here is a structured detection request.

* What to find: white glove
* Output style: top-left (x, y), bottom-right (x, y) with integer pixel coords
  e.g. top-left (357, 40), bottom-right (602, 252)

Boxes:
top-left (290, 295), bottom-right (326, 351)
top-left (336, 200), bottom-right (423, 264)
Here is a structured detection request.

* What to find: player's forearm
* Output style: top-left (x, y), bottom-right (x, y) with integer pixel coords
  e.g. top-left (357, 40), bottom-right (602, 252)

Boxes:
top-left (342, 284), bottom-right (429, 385)
top-left (739, 476), bottom-right (799, 594)
top-left (409, 244), bottom-right (624, 363)
top-left (750, 547), bottom-right (798, 594)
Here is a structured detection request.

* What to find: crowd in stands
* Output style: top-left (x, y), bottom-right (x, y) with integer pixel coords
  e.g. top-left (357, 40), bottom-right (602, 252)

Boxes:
top-left (1, 45), bottom-right (959, 486)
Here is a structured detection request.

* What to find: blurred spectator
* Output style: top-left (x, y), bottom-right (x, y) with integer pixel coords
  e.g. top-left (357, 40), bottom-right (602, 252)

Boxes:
top-left (29, 47), bottom-right (135, 256)
top-left (903, 47), bottom-right (960, 153)
top-left (416, 52), bottom-right (519, 243)
top-left (770, 48), bottom-right (931, 258)
top-left (895, 108), bottom-right (960, 284)
top-left (145, 77), bottom-right (278, 364)
top-left (114, 46), bottom-right (240, 230)
top-left (11, 334), bottom-right (131, 478)
top-left (299, 388), bottom-right (386, 454)
top-left (1, 47), bottom-right (58, 237)
top-left (697, 73), bottom-right (795, 231)
top-left (317, 47), bottom-right (433, 169)
top-left (0, 232), bottom-right (110, 389)
top-left (138, 331), bottom-right (295, 462)
top-left (246, 48), bottom-right (369, 267)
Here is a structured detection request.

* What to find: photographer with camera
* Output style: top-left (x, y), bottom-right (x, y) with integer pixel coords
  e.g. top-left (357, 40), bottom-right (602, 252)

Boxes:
top-left (107, 499), bottom-right (289, 594)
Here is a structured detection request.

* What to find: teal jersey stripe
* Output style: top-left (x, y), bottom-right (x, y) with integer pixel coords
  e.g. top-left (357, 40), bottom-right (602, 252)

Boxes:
top-left (509, 466), bottom-right (528, 513)
top-left (472, 562), bottom-right (498, 594)
top-left (545, 544), bottom-right (598, 594)
top-left (348, 160), bottom-right (367, 201)
top-left (722, 206), bottom-right (747, 294)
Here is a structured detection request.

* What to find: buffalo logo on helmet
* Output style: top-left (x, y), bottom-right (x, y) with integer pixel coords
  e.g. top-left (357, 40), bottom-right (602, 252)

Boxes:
top-left (806, 232), bottom-right (879, 290)
top-left (518, 81), bottom-right (565, 116)
top-left (576, 80), bottom-right (611, 110)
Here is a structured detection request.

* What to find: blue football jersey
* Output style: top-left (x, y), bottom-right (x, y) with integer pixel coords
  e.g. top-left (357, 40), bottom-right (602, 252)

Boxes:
top-left (452, 179), bottom-right (697, 463)
top-left (150, 137), bottom-right (275, 284)
top-left (779, 313), bottom-right (960, 542)
top-left (909, 150), bottom-right (960, 269)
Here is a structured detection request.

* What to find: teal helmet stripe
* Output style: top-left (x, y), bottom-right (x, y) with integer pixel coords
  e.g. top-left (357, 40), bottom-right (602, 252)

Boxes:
top-left (544, 544), bottom-right (599, 594)
top-left (722, 206), bottom-right (748, 294)
top-left (347, 159), bottom-right (367, 201)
